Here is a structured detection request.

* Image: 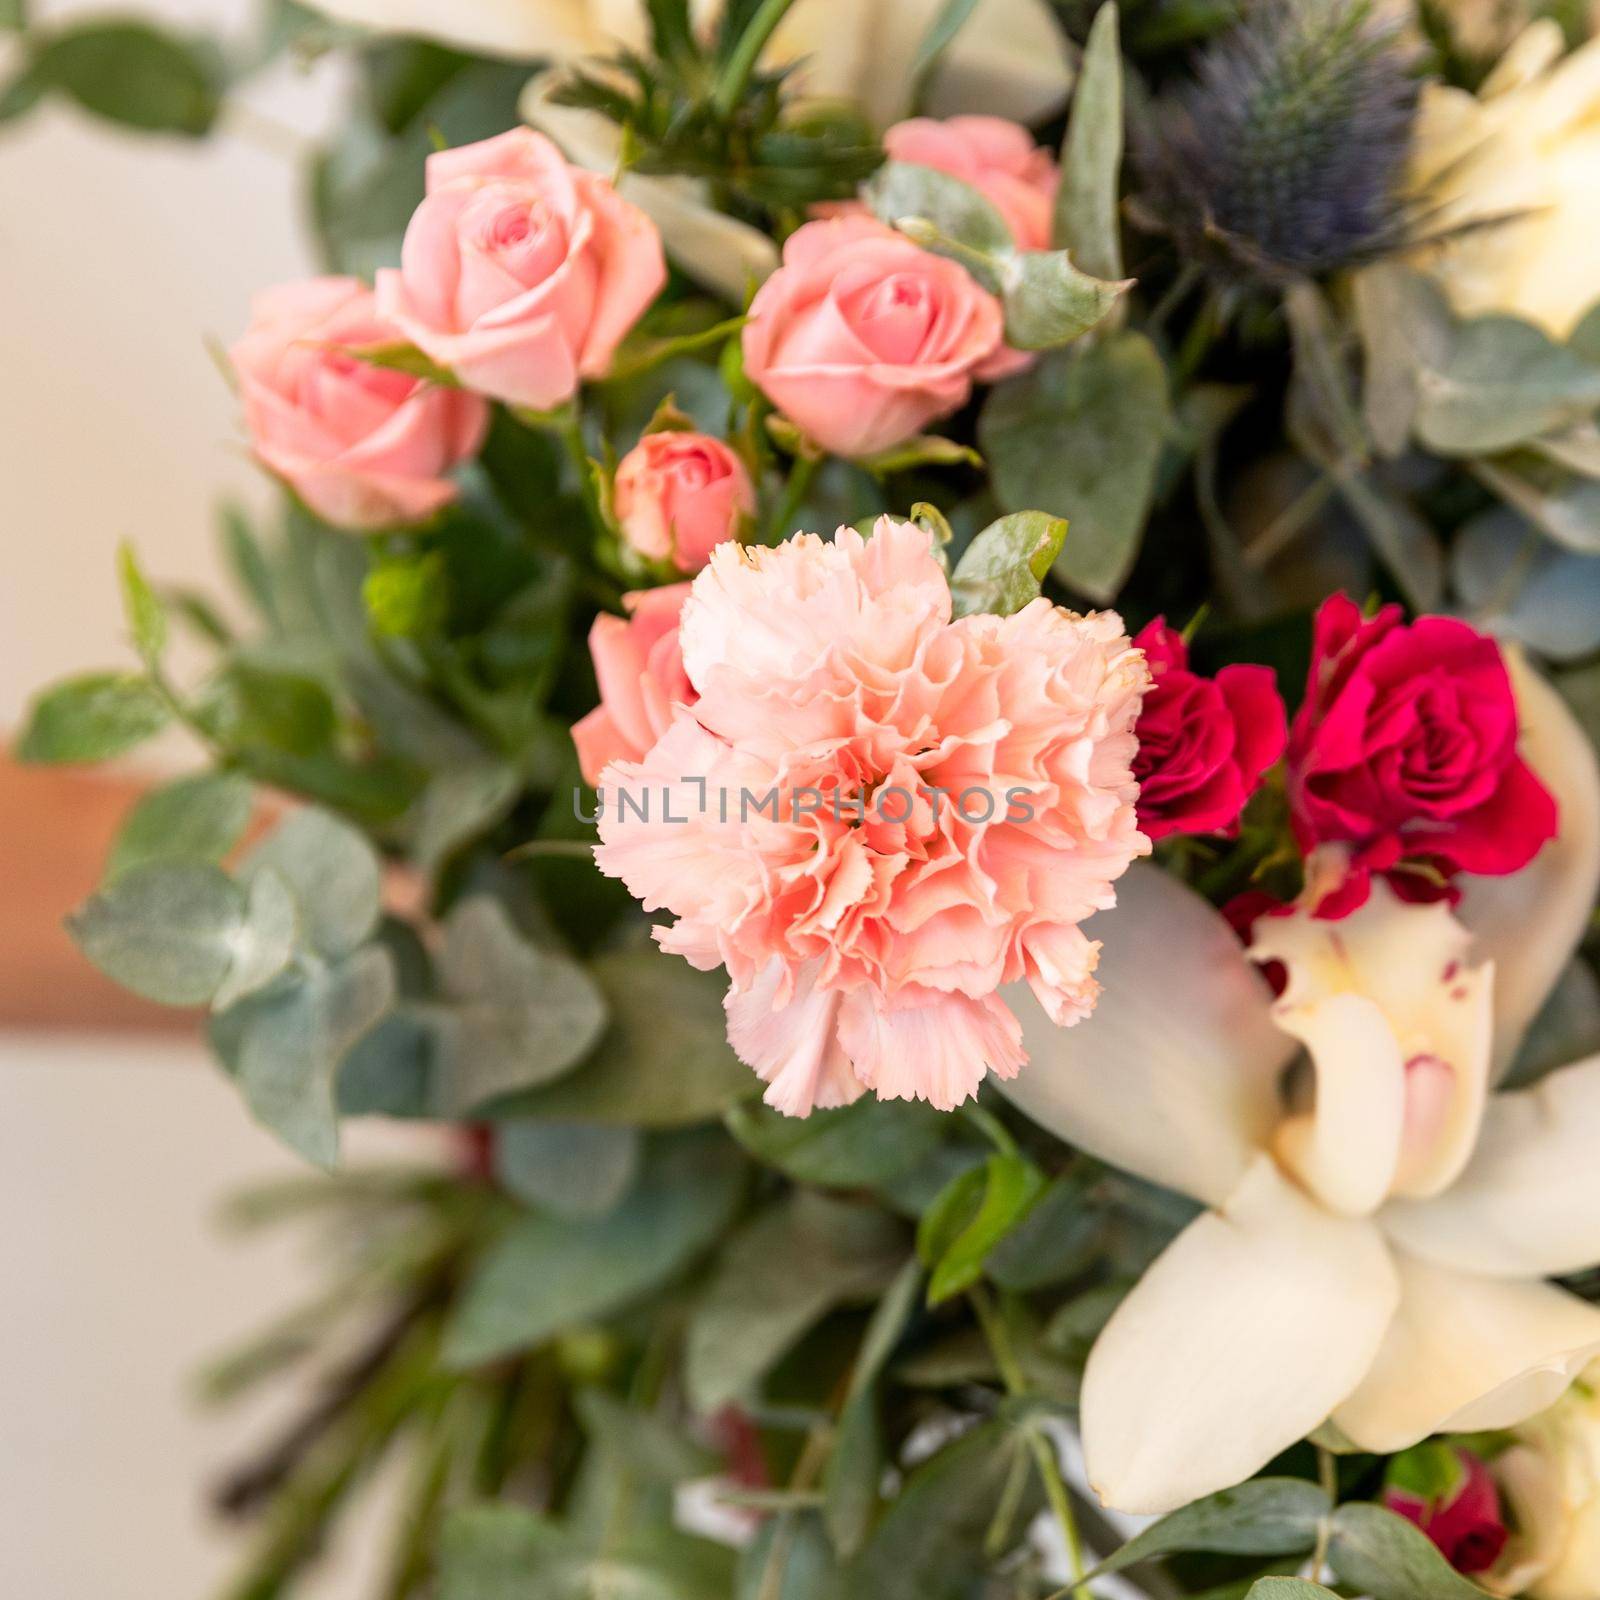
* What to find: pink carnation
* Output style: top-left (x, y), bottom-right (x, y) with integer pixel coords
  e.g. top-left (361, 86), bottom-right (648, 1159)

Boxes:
top-left (592, 520), bottom-right (1149, 1116)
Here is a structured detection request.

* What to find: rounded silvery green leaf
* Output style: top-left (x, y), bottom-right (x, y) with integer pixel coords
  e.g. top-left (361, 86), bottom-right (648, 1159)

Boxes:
top-left (15, 672), bottom-right (171, 764)
top-left (67, 860), bottom-right (245, 1006)
top-left (1453, 507), bottom-right (1600, 661)
top-left (242, 806), bottom-right (382, 959)
top-left (949, 511), bottom-right (1068, 617)
top-left (108, 771), bottom-right (253, 880)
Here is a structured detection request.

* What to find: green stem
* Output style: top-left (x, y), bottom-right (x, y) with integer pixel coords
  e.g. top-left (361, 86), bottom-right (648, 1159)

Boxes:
top-left (1310, 1445), bottom-right (1338, 1579)
top-left (712, 0), bottom-right (797, 117)
top-left (971, 1285), bottom-right (1091, 1598)
top-left (515, 403), bottom-right (612, 548)
top-left (765, 452), bottom-right (818, 545)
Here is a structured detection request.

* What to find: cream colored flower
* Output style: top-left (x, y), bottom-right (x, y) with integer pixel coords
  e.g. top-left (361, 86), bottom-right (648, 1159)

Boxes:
top-left (1409, 22), bottom-right (1600, 337)
top-left (1489, 1365), bottom-right (1600, 1600)
top-left (299, 0), bottom-right (1075, 128)
top-left (999, 653), bottom-right (1600, 1515)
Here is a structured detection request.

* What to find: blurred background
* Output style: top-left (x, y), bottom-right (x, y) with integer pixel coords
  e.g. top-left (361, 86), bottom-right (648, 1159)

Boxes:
top-left (0, 5), bottom-right (438, 1592)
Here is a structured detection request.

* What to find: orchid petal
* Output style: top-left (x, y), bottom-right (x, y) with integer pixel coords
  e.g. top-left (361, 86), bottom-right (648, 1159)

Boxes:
top-left (1334, 1252), bottom-right (1600, 1453)
top-left (1456, 652), bottom-right (1600, 1078)
top-left (301, 0), bottom-right (610, 58)
top-left (999, 864), bottom-right (1293, 1207)
top-left (1082, 1155), bottom-right (1398, 1515)
top-left (521, 74), bottom-right (779, 304)
top-left (1382, 1052), bottom-right (1600, 1279)
top-left (1252, 886), bottom-right (1495, 1205)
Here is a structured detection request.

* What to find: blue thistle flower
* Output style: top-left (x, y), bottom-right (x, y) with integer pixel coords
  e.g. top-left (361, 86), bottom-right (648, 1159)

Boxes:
top-left (1139, 0), bottom-right (1421, 282)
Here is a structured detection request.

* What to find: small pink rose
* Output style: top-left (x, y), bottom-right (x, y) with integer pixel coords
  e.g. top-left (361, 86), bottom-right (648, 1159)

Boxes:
top-left (375, 128), bottom-right (666, 411)
top-left (740, 216), bottom-right (1004, 459)
top-left (231, 277), bottom-right (487, 531)
top-left (571, 584), bottom-right (694, 786)
top-left (885, 116), bottom-right (1059, 252)
top-left (613, 432), bottom-right (754, 574)
top-left (1131, 618), bottom-right (1286, 841)
top-left (1287, 594), bottom-right (1558, 910)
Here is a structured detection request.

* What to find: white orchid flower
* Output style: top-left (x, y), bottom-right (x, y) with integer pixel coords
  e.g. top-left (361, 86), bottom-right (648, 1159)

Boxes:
top-left (1000, 655), bottom-right (1600, 1516)
top-left (298, 0), bottom-right (1076, 128)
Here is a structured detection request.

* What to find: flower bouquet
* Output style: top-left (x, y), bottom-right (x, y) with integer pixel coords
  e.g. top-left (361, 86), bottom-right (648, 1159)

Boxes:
top-left (13, 0), bottom-right (1600, 1594)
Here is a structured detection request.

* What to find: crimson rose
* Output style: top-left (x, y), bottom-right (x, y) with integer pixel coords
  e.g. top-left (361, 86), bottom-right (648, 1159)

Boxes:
top-left (1287, 594), bottom-right (1556, 903)
top-left (1132, 618), bottom-right (1286, 841)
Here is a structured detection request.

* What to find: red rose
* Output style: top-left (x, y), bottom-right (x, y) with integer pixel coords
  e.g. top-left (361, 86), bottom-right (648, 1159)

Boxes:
top-left (1132, 619), bottom-right (1286, 841)
top-left (1383, 1447), bottom-right (1509, 1577)
top-left (1287, 595), bottom-right (1556, 905)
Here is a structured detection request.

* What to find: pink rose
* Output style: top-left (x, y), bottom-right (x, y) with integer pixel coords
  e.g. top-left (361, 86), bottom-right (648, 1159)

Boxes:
top-left (1384, 1448), bottom-right (1509, 1577)
top-left (1131, 619), bottom-right (1286, 841)
top-left (613, 432), bottom-right (754, 574)
top-left (885, 116), bottom-right (1059, 252)
top-left (740, 217), bottom-right (1004, 459)
top-left (571, 584), bottom-right (693, 786)
top-left (230, 277), bottom-right (487, 531)
top-left (375, 128), bottom-right (666, 411)
top-left (1287, 594), bottom-right (1558, 905)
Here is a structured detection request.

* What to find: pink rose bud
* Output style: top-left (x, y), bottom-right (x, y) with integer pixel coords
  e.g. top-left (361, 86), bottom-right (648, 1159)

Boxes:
top-left (1287, 594), bottom-right (1558, 912)
top-left (613, 432), bottom-right (755, 574)
top-left (741, 216), bottom-right (1004, 459)
top-left (1384, 1445), bottom-right (1509, 1576)
top-left (375, 128), bottom-right (666, 411)
top-left (884, 116), bottom-right (1059, 253)
top-left (231, 277), bottom-right (487, 531)
top-left (571, 584), bottom-right (694, 786)
top-left (1131, 617), bottom-right (1286, 841)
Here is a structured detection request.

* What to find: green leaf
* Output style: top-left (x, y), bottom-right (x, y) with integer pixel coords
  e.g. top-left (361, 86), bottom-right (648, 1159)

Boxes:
top-left (1385, 1441), bottom-right (1466, 1509)
top-left (919, 1152), bottom-right (1046, 1304)
top-left (242, 808), bottom-right (381, 960)
top-left (444, 1129), bottom-right (745, 1367)
top-left (432, 899), bottom-right (608, 1115)
top-left (911, 0), bottom-right (983, 101)
top-left (685, 1193), bottom-right (905, 1411)
top-left (342, 339), bottom-right (458, 386)
top-left (108, 772), bottom-right (253, 880)
top-left (497, 948), bottom-right (754, 1127)
top-left (494, 1121), bottom-right (641, 1219)
top-left (407, 759), bottom-right (521, 873)
top-left (31, 20), bottom-right (222, 136)
top-left (224, 945), bottom-right (396, 1167)
top-left (824, 1258), bottom-right (923, 1556)
top-left (117, 542), bottom-right (168, 664)
top-left (726, 1097), bottom-right (947, 1188)
top-left (1572, 300), bottom-right (1600, 365)
top-left (1086, 1478), bottom-right (1331, 1579)
top-left (866, 161), bottom-right (1015, 278)
top-left (1475, 457), bottom-right (1600, 555)
top-left (737, 1513), bottom-right (842, 1600)
top-left (197, 660), bottom-right (339, 758)
top-left (1327, 1503), bottom-right (1495, 1600)
top-left (949, 511), bottom-right (1067, 617)
top-left (1247, 1582), bottom-right (1343, 1600)
top-left (68, 861), bottom-right (245, 1006)
top-left (1055, 2), bottom-right (1123, 282)
top-left (987, 1168), bottom-right (1105, 1290)
top-left (980, 332), bottom-right (1169, 602)
top-left (437, 1506), bottom-right (570, 1600)
top-left (1003, 251), bottom-right (1130, 352)
top-left (1414, 316), bottom-right (1600, 456)
top-left (15, 673), bottom-right (171, 764)
top-left (1351, 265), bottom-right (1456, 459)
top-left (1, 0), bottom-right (25, 32)
top-left (843, 1421), bottom-right (1041, 1598)
top-left (212, 867), bottom-right (299, 1012)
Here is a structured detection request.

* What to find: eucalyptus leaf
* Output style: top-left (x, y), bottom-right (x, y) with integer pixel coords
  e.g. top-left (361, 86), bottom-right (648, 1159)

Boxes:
top-left (865, 161), bottom-right (1014, 276)
top-left (980, 334), bottom-right (1169, 602)
top-left (242, 807), bottom-right (381, 960)
top-left (1474, 458), bottom-right (1600, 555)
top-left (1414, 316), bottom-right (1600, 456)
top-left (1572, 301), bottom-right (1600, 364)
top-left (30, 19), bottom-right (222, 135)
top-left (949, 512), bottom-right (1067, 616)
top-left (68, 861), bottom-right (244, 1006)
top-left (432, 899), bottom-right (608, 1115)
top-left (444, 1130), bottom-right (745, 1367)
top-left (1086, 1478), bottom-right (1330, 1579)
top-left (1351, 265), bottom-right (1456, 459)
top-left (1054, 2), bottom-right (1124, 282)
top-left (685, 1193), bottom-right (905, 1411)
top-left (108, 772), bottom-right (253, 880)
top-left (1327, 1503), bottom-right (1494, 1600)
top-left (843, 1421), bottom-right (1041, 1599)
top-left (494, 1121), bottom-right (641, 1218)
top-left (1247, 1582), bottom-right (1343, 1600)
top-left (498, 948), bottom-right (753, 1126)
top-left (228, 944), bottom-right (396, 1168)
top-left (726, 1097), bottom-right (946, 1188)
top-left (16, 672), bottom-right (171, 764)
top-left (1451, 507), bottom-right (1600, 661)
top-left (408, 758), bottom-right (522, 872)
top-left (737, 1512), bottom-right (842, 1600)
top-left (1002, 251), bottom-right (1130, 353)
top-left (212, 866), bottom-right (298, 1012)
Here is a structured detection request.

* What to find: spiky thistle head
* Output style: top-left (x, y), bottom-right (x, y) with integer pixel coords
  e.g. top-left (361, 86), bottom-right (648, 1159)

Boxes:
top-left (1138, 0), bottom-right (1421, 283)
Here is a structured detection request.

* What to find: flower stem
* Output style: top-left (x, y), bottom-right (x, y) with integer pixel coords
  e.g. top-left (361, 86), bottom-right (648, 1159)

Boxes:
top-left (764, 452), bottom-right (817, 544)
top-left (712, 0), bottom-right (797, 118)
